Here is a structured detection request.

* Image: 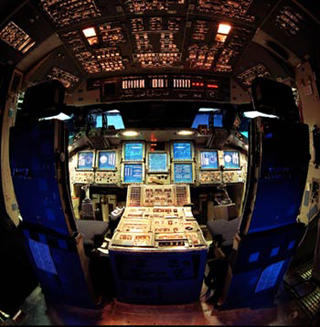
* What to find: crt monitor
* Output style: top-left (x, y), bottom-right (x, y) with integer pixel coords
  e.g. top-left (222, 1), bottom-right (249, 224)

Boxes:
top-left (200, 150), bottom-right (219, 169)
top-left (224, 150), bottom-right (240, 169)
top-left (123, 163), bottom-right (143, 183)
top-left (97, 151), bottom-right (116, 170)
top-left (77, 151), bottom-right (94, 170)
top-left (124, 142), bottom-right (144, 161)
top-left (148, 152), bottom-right (168, 172)
top-left (173, 142), bottom-right (192, 161)
top-left (173, 163), bottom-right (193, 183)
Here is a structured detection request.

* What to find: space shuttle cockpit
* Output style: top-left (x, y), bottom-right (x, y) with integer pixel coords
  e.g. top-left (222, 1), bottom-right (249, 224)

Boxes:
top-left (1, 0), bottom-right (320, 324)
top-left (2, 72), bottom-right (310, 314)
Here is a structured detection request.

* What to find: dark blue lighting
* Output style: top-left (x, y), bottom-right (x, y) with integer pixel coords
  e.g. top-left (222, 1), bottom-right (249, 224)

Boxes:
top-left (287, 240), bottom-right (295, 250)
top-left (255, 260), bottom-right (285, 293)
top-left (213, 114), bottom-right (223, 127)
top-left (270, 247), bottom-right (280, 257)
top-left (249, 252), bottom-right (260, 263)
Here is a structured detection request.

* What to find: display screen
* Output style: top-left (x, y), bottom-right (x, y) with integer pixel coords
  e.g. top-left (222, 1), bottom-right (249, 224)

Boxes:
top-left (124, 142), bottom-right (143, 161)
top-left (224, 151), bottom-right (240, 169)
top-left (173, 142), bottom-right (192, 160)
top-left (200, 151), bottom-right (219, 169)
top-left (174, 163), bottom-right (193, 183)
top-left (124, 164), bottom-right (143, 183)
top-left (148, 153), bottom-right (167, 172)
top-left (77, 151), bottom-right (94, 170)
top-left (98, 151), bottom-right (116, 170)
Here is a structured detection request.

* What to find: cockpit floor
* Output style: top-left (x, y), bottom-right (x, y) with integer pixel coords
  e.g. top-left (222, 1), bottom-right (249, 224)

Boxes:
top-left (14, 268), bottom-right (317, 326)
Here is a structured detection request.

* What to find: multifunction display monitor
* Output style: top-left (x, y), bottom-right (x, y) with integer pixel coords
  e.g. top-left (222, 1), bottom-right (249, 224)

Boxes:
top-left (224, 151), bottom-right (240, 169)
top-left (200, 151), bottom-right (219, 169)
top-left (77, 151), bottom-right (94, 170)
top-left (174, 163), bottom-right (193, 183)
top-left (148, 152), bottom-right (168, 172)
top-left (124, 164), bottom-right (143, 183)
top-left (124, 142), bottom-right (144, 161)
top-left (97, 151), bottom-right (116, 170)
top-left (173, 142), bottom-right (192, 161)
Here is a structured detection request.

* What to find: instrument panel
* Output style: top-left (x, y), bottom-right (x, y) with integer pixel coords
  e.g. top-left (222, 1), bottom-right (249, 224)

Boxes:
top-left (110, 185), bottom-right (207, 251)
top-left (69, 140), bottom-right (247, 187)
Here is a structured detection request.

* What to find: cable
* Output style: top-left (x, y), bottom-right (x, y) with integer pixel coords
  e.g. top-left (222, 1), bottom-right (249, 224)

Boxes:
top-left (297, 191), bottom-right (317, 248)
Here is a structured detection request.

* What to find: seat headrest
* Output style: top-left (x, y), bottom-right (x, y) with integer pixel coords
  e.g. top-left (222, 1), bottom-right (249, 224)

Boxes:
top-left (21, 80), bottom-right (65, 121)
top-left (251, 77), bottom-right (300, 122)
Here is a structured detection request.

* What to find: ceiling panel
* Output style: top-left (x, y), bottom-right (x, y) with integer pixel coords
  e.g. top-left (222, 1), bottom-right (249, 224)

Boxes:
top-left (261, 0), bottom-right (320, 60)
top-left (1, 0), bottom-right (319, 89)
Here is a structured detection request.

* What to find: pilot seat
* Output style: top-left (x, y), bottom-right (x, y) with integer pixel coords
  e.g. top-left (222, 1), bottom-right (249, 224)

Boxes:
top-left (205, 78), bottom-right (310, 309)
top-left (9, 81), bottom-right (111, 308)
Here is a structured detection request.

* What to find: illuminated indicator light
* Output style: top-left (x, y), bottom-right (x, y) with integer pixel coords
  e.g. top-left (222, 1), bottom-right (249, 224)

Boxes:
top-left (270, 247), bottom-right (280, 257)
top-left (192, 82), bottom-right (204, 87)
top-left (122, 130), bottom-right (139, 136)
top-left (207, 84), bottom-right (219, 89)
top-left (218, 24), bottom-right (232, 35)
top-left (21, 41), bottom-right (36, 53)
top-left (87, 37), bottom-right (98, 45)
top-left (215, 33), bottom-right (227, 43)
top-left (249, 252), bottom-right (260, 262)
top-left (244, 111), bottom-right (278, 119)
top-left (82, 27), bottom-right (96, 38)
top-left (287, 240), bottom-right (295, 250)
top-left (40, 113), bottom-right (71, 121)
top-left (176, 130), bottom-right (195, 136)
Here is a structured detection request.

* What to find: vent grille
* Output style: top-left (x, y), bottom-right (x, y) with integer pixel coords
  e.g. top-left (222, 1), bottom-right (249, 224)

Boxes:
top-left (128, 186), bottom-right (142, 207)
top-left (176, 185), bottom-right (188, 206)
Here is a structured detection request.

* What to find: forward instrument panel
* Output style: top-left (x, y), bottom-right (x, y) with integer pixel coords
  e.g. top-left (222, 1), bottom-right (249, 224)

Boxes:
top-left (69, 140), bottom-right (247, 186)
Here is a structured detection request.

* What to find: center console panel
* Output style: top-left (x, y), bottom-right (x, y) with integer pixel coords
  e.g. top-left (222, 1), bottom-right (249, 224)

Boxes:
top-left (109, 184), bottom-right (208, 304)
